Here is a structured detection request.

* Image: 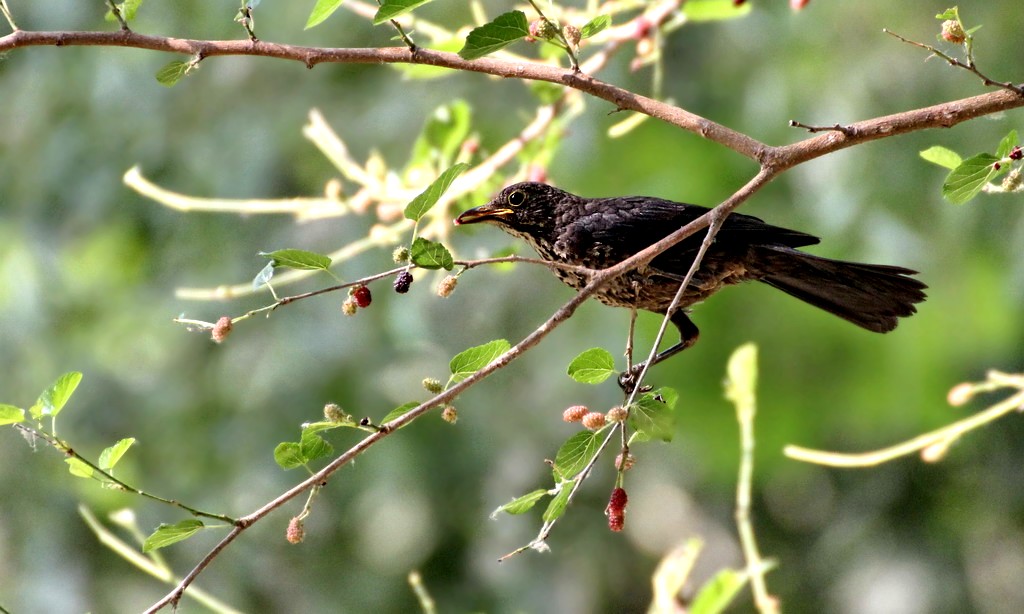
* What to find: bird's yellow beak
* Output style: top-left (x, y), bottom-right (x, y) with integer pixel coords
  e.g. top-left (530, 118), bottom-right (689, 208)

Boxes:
top-left (454, 204), bottom-right (513, 225)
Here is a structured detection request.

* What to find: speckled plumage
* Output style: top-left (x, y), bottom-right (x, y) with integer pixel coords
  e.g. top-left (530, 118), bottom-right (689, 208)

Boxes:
top-left (456, 181), bottom-right (926, 370)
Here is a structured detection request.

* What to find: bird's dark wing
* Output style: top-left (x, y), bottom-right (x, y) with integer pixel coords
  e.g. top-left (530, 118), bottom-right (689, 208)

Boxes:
top-left (572, 196), bottom-right (819, 268)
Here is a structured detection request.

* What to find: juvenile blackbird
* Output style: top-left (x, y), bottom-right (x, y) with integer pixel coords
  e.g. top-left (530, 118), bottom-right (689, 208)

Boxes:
top-left (455, 182), bottom-right (926, 388)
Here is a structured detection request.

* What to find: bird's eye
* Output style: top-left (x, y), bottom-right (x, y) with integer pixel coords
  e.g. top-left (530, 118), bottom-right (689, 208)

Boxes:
top-left (507, 190), bottom-right (526, 206)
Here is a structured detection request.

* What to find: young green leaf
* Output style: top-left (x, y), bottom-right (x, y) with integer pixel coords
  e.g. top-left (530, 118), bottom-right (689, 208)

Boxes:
top-left (458, 11), bottom-right (529, 61)
top-left (155, 61), bottom-right (192, 87)
top-left (942, 153), bottom-right (1002, 204)
top-left (0, 404), bottom-right (25, 425)
top-left (258, 249), bottom-right (332, 271)
top-left (403, 162), bottom-right (470, 221)
top-left (408, 101), bottom-right (472, 168)
top-left (996, 129), bottom-right (1019, 159)
top-left (381, 401), bottom-right (420, 425)
top-left (306, 0), bottom-right (346, 29)
top-left (142, 519), bottom-right (205, 552)
top-left (629, 387), bottom-right (678, 443)
top-left (552, 431), bottom-right (602, 480)
top-left (580, 15), bottom-right (610, 39)
top-left (105, 0), bottom-right (144, 22)
top-left (491, 489), bottom-right (550, 517)
top-left (31, 372), bottom-right (83, 419)
top-left (449, 339), bottom-right (511, 382)
top-left (542, 479), bottom-right (575, 522)
top-left (682, 0), bottom-right (752, 22)
top-left (689, 568), bottom-right (750, 614)
top-left (566, 348), bottom-right (615, 384)
top-left (409, 237), bottom-right (455, 270)
top-left (374, 0), bottom-right (434, 24)
top-left (98, 438), bottom-right (136, 471)
top-left (252, 261), bottom-right (275, 289)
top-left (66, 457), bottom-right (95, 479)
top-left (273, 441), bottom-right (305, 470)
top-left (299, 430), bottom-right (333, 464)
top-left (919, 146), bottom-right (963, 170)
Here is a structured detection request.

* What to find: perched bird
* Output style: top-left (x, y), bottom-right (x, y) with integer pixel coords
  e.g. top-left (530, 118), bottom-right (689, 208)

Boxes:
top-left (455, 182), bottom-right (926, 389)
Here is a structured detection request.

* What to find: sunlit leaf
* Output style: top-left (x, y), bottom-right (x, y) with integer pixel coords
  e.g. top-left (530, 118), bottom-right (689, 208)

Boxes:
top-left (542, 479), bottom-right (574, 521)
top-left (300, 430), bottom-right (333, 463)
top-left (0, 404), bottom-right (25, 425)
top-left (458, 11), bottom-right (529, 60)
top-left (306, 0), bottom-right (346, 29)
top-left (580, 15), bottom-right (610, 39)
top-left (403, 162), bottom-right (469, 221)
top-left (491, 489), bottom-right (550, 517)
top-left (31, 372), bottom-right (82, 419)
top-left (552, 431), bottom-right (601, 480)
top-left (942, 153), bottom-right (1001, 204)
top-left (996, 129), bottom-right (1019, 159)
top-left (410, 238), bottom-right (455, 270)
top-left (66, 457), bottom-right (94, 479)
top-left (98, 438), bottom-right (136, 471)
top-left (155, 61), bottom-right (192, 87)
top-left (919, 146), bottom-right (962, 170)
top-left (381, 401), bottom-right (420, 425)
top-left (689, 568), bottom-right (749, 614)
top-left (374, 0), bottom-right (434, 25)
top-left (142, 519), bottom-right (205, 552)
top-left (258, 249), bottom-right (332, 271)
top-left (273, 442), bottom-right (305, 470)
top-left (566, 348), bottom-right (615, 384)
top-left (449, 339), bottom-right (510, 382)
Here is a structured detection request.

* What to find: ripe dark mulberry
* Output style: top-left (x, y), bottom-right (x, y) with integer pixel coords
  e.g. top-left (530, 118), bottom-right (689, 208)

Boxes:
top-left (394, 271), bottom-right (414, 294)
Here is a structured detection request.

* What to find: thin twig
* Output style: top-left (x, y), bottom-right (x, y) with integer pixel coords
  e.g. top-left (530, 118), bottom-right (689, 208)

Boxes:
top-left (884, 29), bottom-right (1023, 96)
top-left (104, 0), bottom-right (130, 32)
top-left (0, 0), bottom-right (17, 31)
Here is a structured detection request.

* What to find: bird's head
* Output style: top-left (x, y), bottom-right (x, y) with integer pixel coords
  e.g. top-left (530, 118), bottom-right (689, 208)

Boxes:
top-left (454, 182), bottom-right (575, 242)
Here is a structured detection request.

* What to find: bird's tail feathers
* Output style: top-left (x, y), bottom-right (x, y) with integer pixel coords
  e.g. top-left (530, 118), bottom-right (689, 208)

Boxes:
top-left (754, 246), bottom-right (926, 333)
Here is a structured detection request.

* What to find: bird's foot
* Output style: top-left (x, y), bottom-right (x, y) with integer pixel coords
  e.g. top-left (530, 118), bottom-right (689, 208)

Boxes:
top-left (617, 365), bottom-right (653, 395)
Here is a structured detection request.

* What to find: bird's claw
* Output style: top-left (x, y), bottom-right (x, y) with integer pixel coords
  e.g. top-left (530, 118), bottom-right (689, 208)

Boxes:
top-left (617, 366), bottom-right (652, 395)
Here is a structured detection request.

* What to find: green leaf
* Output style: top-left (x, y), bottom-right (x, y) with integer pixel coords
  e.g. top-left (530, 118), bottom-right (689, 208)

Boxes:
top-left (31, 372), bottom-right (82, 419)
top-left (98, 438), bottom-right (136, 471)
top-left (381, 401), bottom-right (420, 425)
top-left (143, 519), bottom-right (205, 552)
top-left (491, 489), bottom-right (550, 517)
top-left (542, 479), bottom-right (574, 522)
top-left (942, 153), bottom-right (1001, 204)
top-left (449, 339), bottom-right (511, 382)
top-left (299, 430), bottom-right (333, 464)
top-left (629, 387), bottom-right (678, 443)
top-left (935, 8), bottom-right (959, 20)
top-left (409, 237), bottom-right (455, 270)
top-left (682, 0), bottom-right (752, 22)
top-left (155, 61), bottom-right (192, 87)
top-left (0, 404), bottom-right (25, 425)
top-left (105, 0), bottom-right (144, 22)
top-left (580, 15), bottom-right (610, 39)
top-left (919, 146), bottom-right (962, 170)
top-left (403, 162), bottom-right (470, 222)
top-left (373, 0), bottom-right (434, 24)
top-left (252, 261), bottom-right (275, 289)
top-left (552, 431), bottom-right (601, 480)
top-left (306, 0), bottom-right (346, 29)
top-left (273, 442), bottom-right (305, 470)
top-left (66, 457), bottom-right (94, 479)
top-left (689, 568), bottom-right (750, 614)
top-left (458, 11), bottom-right (529, 61)
top-left (566, 348), bottom-right (615, 384)
top-left (258, 249), bottom-right (332, 271)
top-left (996, 129), bottom-right (1019, 159)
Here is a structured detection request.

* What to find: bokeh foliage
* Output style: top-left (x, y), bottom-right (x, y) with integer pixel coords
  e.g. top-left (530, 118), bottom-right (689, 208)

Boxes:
top-left (1, 2), bottom-right (1023, 612)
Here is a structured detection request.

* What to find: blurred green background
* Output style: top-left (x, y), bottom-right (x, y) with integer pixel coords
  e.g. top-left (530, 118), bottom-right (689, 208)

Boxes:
top-left (2, 1), bottom-right (1023, 613)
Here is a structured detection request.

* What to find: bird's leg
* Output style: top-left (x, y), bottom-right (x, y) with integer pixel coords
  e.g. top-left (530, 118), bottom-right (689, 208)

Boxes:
top-left (617, 311), bottom-right (700, 393)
